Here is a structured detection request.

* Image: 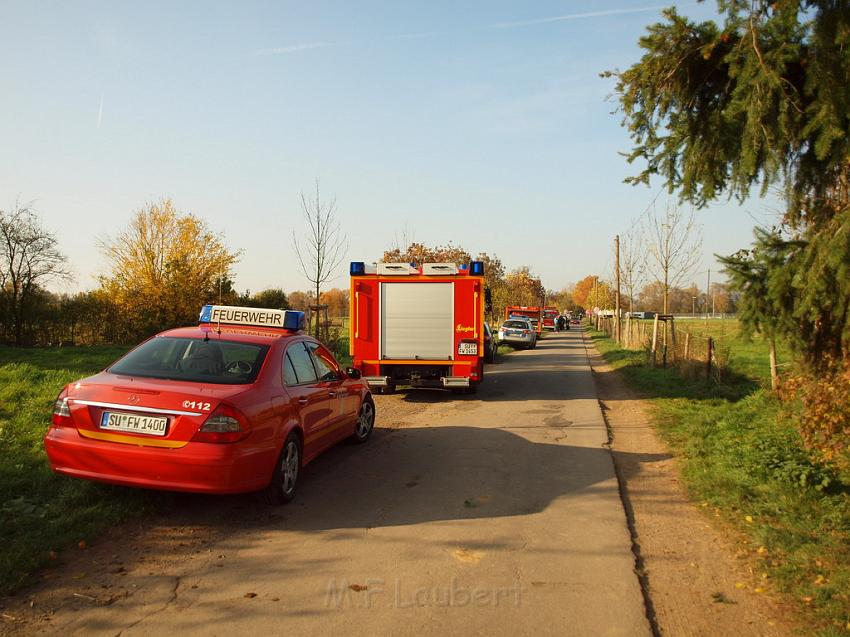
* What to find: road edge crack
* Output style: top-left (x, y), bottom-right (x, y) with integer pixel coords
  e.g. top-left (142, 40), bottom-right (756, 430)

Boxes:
top-left (581, 329), bottom-right (661, 637)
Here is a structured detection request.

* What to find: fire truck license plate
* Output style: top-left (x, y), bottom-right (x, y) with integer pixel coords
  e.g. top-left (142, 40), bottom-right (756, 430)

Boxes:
top-left (457, 342), bottom-right (478, 356)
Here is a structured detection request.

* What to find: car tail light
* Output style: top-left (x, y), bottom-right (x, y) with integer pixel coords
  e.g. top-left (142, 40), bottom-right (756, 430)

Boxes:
top-left (499, 328), bottom-right (507, 333)
top-left (51, 389), bottom-right (72, 427)
top-left (192, 404), bottom-right (250, 443)
top-left (522, 330), bottom-right (529, 335)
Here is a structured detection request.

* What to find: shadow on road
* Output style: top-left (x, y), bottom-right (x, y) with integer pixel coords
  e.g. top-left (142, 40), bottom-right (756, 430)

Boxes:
top-left (133, 426), bottom-right (670, 535)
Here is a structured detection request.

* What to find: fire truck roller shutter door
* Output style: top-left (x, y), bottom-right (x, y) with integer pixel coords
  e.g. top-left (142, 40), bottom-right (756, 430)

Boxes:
top-left (381, 283), bottom-right (453, 360)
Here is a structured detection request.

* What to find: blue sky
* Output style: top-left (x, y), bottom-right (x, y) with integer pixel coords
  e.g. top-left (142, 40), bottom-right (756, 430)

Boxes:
top-left (0, 1), bottom-right (777, 295)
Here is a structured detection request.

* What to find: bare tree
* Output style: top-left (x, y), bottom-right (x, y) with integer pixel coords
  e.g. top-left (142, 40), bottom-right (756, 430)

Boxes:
top-left (644, 203), bottom-right (702, 314)
top-left (390, 221), bottom-right (416, 256)
top-left (0, 202), bottom-right (69, 345)
top-left (292, 181), bottom-right (348, 337)
top-left (620, 227), bottom-right (646, 314)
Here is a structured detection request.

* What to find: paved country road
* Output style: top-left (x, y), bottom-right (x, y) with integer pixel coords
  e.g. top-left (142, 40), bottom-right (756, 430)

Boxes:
top-left (4, 329), bottom-right (654, 636)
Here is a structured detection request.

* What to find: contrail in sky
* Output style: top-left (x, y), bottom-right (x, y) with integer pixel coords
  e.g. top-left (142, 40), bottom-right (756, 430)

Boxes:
top-left (485, 6), bottom-right (668, 29)
top-left (254, 42), bottom-right (338, 56)
top-left (97, 93), bottom-right (104, 129)
top-left (255, 4), bottom-right (674, 56)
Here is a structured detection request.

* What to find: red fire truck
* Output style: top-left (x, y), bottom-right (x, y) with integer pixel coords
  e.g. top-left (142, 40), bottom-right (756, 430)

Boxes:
top-left (505, 306), bottom-right (543, 335)
top-left (542, 306), bottom-right (560, 331)
top-left (349, 261), bottom-right (487, 394)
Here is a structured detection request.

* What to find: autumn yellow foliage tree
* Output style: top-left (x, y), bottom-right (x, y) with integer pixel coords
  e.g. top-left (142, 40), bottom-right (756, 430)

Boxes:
top-left (320, 288), bottom-right (350, 318)
top-left (381, 242), bottom-right (472, 265)
top-left (99, 199), bottom-right (240, 339)
top-left (494, 267), bottom-right (545, 313)
top-left (572, 275), bottom-right (613, 311)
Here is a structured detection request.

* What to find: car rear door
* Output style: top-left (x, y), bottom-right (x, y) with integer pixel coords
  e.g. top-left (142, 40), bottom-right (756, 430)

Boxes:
top-left (282, 341), bottom-right (331, 458)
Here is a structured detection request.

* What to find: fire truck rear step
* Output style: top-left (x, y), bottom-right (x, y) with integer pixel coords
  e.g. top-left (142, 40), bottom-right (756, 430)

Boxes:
top-left (364, 376), bottom-right (392, 388)
top-left (441, 376), bottom-right (470, 388)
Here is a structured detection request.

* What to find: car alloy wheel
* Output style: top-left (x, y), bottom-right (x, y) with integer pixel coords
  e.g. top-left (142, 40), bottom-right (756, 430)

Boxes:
top-left (265, 432), bottom-right (301, 504)
top-left (353, 399), bottom-right (375, 443)
top-left (280, 438), bottom-right (299, 495)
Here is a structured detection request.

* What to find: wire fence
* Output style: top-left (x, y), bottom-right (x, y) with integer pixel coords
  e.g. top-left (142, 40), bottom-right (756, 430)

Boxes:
top-left (594, 315), bottom-right (779, 386)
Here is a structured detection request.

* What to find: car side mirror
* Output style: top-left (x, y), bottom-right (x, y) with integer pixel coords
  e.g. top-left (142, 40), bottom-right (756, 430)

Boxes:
top-left (346, 367), bottom-right (362, 379)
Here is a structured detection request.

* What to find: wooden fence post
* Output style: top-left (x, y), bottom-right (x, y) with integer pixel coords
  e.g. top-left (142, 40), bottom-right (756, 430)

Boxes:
top-left (651, 315), bottom-right (659, 366)
top-left (669, 318), bottom-right (677, 362)
top-left (684, 332), bottom-right (690, 360)
top-left (706, 337), bottom-right (714, 380)
top-left (769, 337), bottom-right (780, 391)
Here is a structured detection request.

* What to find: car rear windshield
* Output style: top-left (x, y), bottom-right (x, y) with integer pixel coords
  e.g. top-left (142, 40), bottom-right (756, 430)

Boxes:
top-left (503, 320), bottom-right (529, 329)
top-left (108, 337), bottom-right (269, 385)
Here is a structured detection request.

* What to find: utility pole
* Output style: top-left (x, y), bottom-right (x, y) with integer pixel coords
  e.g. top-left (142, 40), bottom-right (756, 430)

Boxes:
top-left (706, 268), bottom-right (711, 324)
top-left (615, 235), bottom-right (621, 343)
top-left (594, 276), bottom-right (599, 329)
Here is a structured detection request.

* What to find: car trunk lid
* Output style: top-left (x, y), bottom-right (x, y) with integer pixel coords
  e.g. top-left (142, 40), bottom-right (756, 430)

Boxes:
top-left (64, 372), bottom-right (249, 447)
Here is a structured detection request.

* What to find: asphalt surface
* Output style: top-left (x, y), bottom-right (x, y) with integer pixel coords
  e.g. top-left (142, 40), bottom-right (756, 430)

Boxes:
top-left (23, 329), bottom-right (652, 636)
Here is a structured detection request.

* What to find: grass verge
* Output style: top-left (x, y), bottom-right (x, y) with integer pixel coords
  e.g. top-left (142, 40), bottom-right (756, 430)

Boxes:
top-left (588, 330), bottom-right (850, 636)
top-left (0, 345), bottom-right (158, 596)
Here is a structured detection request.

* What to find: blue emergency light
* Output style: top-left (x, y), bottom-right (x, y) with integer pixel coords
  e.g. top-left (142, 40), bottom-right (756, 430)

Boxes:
top-left (282, 310), bottom-right (306, 331)
top-left (350, 261), bottom-right (366, 276)
top-left (470, 261), bottom-right (485, 275)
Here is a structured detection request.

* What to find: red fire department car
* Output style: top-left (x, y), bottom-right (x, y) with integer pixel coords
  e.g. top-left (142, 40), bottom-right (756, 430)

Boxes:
top-left (44, 306), bottom-right (375, 503)
top-left (542, 306), bottom-right (560, 331)
top-left (505, 306), bottom-right (543, 336)
top-left (349, 261), bottom-right (487, 393)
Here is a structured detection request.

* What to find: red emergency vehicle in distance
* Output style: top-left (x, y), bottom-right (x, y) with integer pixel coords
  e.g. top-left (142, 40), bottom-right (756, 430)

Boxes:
top-left (505, 306), bottom-right (543, 335)
top-left (542, 307), bottom-right (559, 331)
top-left (349, 260), bottom-right (487, 394)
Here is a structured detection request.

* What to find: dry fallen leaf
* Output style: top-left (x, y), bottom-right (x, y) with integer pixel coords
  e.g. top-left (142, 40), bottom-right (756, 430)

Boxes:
top-left (735, 582), bottom-right (747, 590)
top-left (452, 549), bottom-right (483, 564)
top-left (349, 584), bottom-right (368, 592)
top-left (244, 592), bottom-right (257, 598)
top-left (78, 540), bottom-right (87, 550)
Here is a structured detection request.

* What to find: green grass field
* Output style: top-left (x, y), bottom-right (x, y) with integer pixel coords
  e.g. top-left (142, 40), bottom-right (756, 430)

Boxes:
top-left (0, 345), bottom-right (159, 595)
top-left (0, 330), bottom-right (355, 595)
top-left (589, 326), bottom-right (850, 635)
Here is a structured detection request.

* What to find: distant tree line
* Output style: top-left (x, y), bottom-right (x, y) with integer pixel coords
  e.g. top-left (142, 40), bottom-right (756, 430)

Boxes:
top-left (0, 198), bottom-right (352, 347)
